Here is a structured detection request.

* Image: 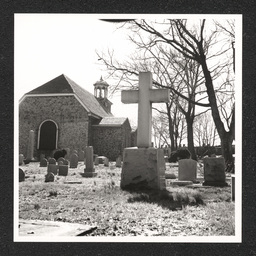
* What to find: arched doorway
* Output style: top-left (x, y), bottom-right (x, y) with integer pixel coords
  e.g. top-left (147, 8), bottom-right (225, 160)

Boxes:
top-left (38, 120), bottom-right (58, 150)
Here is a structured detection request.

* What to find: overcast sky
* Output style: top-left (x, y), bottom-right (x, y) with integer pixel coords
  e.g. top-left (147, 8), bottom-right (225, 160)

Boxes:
top-left (15, 14), bottom-right (242, 129)
top-left (15, 14), bottom-right (140, 125)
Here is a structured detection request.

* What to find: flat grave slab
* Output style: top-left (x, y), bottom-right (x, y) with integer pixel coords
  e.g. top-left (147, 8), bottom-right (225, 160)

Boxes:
top-left (19, 219), bottom-right (97, 236)
top-left (170, 180), bottom-right (193, 186)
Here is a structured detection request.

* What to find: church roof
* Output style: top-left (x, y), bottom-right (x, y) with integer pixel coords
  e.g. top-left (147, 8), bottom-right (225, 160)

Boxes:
top-left (24, 74), bottom-right (111, 118)
top-left (98, 117), bottom-right (129, 126)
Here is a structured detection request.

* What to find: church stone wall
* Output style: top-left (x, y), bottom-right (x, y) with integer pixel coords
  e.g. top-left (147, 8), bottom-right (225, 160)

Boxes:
top-left (92, 121), bottom-right (132, 161)
top-left (92, 126), bottom-right (122, 161)
top-left (19, 96), bottom-right (90, 159)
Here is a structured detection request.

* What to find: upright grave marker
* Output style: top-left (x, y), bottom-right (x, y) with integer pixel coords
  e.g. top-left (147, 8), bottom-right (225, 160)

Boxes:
top-left (58, 161), bottom-right (69, 176)
top-left (70, 153), bottom-right (78, 168)
top-left (26, 130), bottom-right (35, 161)
top-left (78, 150), bottom-right (85, 162)
top-left (120, 72), bottom-right (170, 190)
top-left (178, 159), bottom-right (197, 182)
top-left (47, 158), bottom-right (58, 175)
top-left (115, 156), bottom-right (122, 168)
top-left (40, 158), bottom-right (48, 167)
top-left (19, 154), bottom-right (24, 166)
top-left (83, 146), bottom-right (97, 177)
top-left (203, 157), bottom-right (228, 187)
top-left (19, 168), bottom-right (25, 182)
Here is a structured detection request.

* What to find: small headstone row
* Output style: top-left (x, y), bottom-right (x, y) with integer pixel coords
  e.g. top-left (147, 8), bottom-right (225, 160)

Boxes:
top-left (171, 157), bottom-right (228, 187)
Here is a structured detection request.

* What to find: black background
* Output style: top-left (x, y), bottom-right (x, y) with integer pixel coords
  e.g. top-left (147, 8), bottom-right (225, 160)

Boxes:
top-left (1, 1), bottom-right (255, 255)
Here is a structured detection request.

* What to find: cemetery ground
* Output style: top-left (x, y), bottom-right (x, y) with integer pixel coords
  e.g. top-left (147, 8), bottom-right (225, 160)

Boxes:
top-left (19, 161), bottom-right (235, 237)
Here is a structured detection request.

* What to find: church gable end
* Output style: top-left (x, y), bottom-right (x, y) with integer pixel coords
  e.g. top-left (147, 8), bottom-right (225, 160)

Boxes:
top-left (19, 95), bottom-right (92, 158)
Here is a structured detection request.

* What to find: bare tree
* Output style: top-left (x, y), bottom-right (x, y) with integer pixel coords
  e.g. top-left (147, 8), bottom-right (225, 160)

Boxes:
top-left (194, 110), bottom-right (218, 147)
top-left (97, 18), bottom-right (235, 169)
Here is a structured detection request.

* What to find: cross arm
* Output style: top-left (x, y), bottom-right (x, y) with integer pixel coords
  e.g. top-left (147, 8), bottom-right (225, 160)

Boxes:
top-left (121, 90), bottom-right (139, 104)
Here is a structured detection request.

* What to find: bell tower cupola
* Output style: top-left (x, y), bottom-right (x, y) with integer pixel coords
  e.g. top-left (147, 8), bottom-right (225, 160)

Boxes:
top-left (94, 76), bottom-right (109, 99)
top-left (93, 76), bottom-right (112, 115)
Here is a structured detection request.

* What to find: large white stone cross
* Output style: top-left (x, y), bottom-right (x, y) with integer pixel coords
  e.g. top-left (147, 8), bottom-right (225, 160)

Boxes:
top-left (121, 72), bottom-right (170, 148)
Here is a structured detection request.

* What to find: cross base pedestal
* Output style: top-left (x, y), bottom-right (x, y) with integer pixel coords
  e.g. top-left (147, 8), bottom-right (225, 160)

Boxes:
top-left (82, 171), bottom-right (97, 178)
top-left (120, 147), bottom-right (166, 190)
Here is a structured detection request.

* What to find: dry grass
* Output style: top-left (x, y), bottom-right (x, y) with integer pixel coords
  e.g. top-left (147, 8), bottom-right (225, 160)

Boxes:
top-left (18, 162), bottom-right (235, 236)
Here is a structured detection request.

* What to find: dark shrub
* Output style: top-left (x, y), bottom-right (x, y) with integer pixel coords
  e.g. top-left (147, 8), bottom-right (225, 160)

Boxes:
top-left (168, 149), bottom-right (191, 163)
top-left (53, 149), bottom-right (67, 161)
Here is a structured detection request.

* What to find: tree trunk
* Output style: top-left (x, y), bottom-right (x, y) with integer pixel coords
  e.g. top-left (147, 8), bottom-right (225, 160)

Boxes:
top-left (199, 53), bottom-right (234, 167)
top-left (221, 131), bottom-right (234, 173)
top-left (166, 104), bottom-right (176, 151)
top-left (186, 117), bottom-right (197, 161)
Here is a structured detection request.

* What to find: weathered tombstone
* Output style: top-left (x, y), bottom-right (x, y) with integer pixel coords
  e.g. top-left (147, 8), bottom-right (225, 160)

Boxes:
top-left (26, 130), bottom-right (35, 161)
top-left (59, 163), bottom-right (69, 176)
top-left (47, 158), bottom-right (58, 175)
top-left (231, 174), bottom-right (235, 201)
top-left (19, 168), bottom-right (25, 182)
top-left (178, 159), bottom-right (197, 182)
top-left (70, 153), bottom-right (78, 168)
top-left (104, 157), bottom-right (109, 167)
top-left (19, 154), bottom-right (24, 166)
top-left (84, 146), bottom-right (97, 177)
top-left (120, 72), bottom-right (169, 190)
top-left (167, 148), bottom-right (172, 158)
top-left (40, 158), bottom-right (48, 167)
top-left (45, 172), bottom-right (54, 182)
top-left (57, 157), bottom-right (65, 165)
top-left (97, 156), bottom-right (106, 164)
top-left (78, 150), bottom-right (85, 161)
top-left (63, 159), bottom-right (69, 165)
top-left (65, 148), bottom-right (71, 160)
top-left (115, 156), bottom-right (122, 168)
top-left (48, 158), bottom-right (56, 165)
top-left (40, 154), bottom-right (45, 162)
top-left (94, 157), bottom-right (99, 165)
top-left (203, 157), bottom-right (228, 187)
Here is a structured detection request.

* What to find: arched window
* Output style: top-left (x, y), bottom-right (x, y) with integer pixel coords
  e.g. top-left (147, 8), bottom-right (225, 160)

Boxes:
top-left (38, 120), bottom-right (58, 150)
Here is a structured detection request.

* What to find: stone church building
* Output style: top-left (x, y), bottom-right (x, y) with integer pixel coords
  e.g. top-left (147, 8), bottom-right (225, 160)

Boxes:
top-left (19, 74), bottom-right (136, 160)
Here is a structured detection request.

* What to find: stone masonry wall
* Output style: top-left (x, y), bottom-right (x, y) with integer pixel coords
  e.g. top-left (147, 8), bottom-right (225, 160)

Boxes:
top-left (92, 121), bottom-right (132, 161)
top-left (92, 126), bottom-right (122, 161)
top-left (19, 96), bottom-right (90, 159)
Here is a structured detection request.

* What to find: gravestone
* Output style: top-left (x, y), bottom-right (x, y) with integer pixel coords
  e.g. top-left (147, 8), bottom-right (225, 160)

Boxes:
top-left (120, 72), bottom-right (170, 190)
top-left (121, 147), bottom-right (166, 190)
top-left (40, 154), bottom-right (45, 162)
top-left (78, 150), bottom-right (85, 161)
top-left (83, 146), bottom-right (97, 177)
top-left (19, 168), bottom-right (25, 182)
top-left (57, 157), bottom-right (65, 165)
top-left (203, 157), bottom-right (228, 187)
top-left (19, 154), bottom-right (24, 165)
top-left (231, 174), bottom-right (235, 201)
top-left (94, 157), bottom-right (99, 165)
top-left (40, 158), bottom-right (48, 167)
top-left (70, 153), bottom-right (78, 168)
top-left (104, 157), bottom-right (109, 167)
top-left (59, 163), bottom-right (69, 176)
top-left (47, 158), bottom-right (58, 175)
top-left (115, 156), bottom-right (122, 167)
top-left (97, 156), bottom-right (106, 164)
top-left (65, 148), bottom-right (71, 160)
top-left (63, 159), bottom-right (69, 165)
top-left (178, 159), bottom-right (197, 182)
top-left (48, 158), bottom-right (56, 165)
top-left (26, 130), bottom-right (35, 161)
top-left (45, 172), bottom-right (54, 182)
